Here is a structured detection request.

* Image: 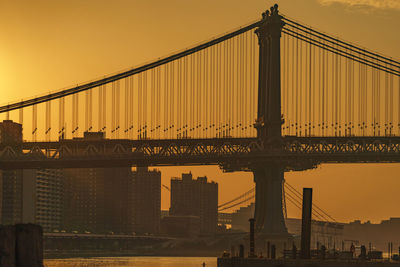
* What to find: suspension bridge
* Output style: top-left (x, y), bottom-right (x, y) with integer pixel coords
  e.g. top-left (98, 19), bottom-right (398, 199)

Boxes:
top-left (0, 4), bottom-right (399, 237)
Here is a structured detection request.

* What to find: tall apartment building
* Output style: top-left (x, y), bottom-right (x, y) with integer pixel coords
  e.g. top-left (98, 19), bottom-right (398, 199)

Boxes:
top-left (62, 132), bottom-right (132, 234)
top-left (20, 169), bottom-right (63, 232)
top-left (0, 120), bottom-right (23, 225)
top-left (169, 173), bottom-right (218, 235)
top-left (0, 120), bottom-right (63, 232)
top-left (0, 169), bottom-right (23, 225)
top-left (130, 167), bottom-right (161, 234)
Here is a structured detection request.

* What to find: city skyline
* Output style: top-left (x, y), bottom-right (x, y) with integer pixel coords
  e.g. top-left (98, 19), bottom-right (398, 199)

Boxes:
top-left (1, 0), bottom-right (400, 224)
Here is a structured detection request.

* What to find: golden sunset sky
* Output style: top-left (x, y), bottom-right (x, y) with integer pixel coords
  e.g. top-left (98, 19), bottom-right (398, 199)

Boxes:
top-left (1, 0), bottom-right (400, 223)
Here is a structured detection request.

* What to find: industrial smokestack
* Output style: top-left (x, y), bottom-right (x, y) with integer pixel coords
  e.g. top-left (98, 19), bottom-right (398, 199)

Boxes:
top-left (249, 218), bottom-right (255, 257)
top-left (300, 188), bottom-right (312, 259)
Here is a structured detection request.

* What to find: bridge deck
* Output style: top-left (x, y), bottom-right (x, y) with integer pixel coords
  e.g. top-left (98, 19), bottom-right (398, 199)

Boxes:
top-left (0, 136), bottom-right (399, 170)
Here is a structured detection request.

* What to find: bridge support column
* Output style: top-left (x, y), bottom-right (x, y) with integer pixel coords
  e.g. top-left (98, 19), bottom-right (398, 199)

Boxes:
top-left (254, 4), bottom-right (285, 142)
top-left (253, 164), bottom-right (288, 236)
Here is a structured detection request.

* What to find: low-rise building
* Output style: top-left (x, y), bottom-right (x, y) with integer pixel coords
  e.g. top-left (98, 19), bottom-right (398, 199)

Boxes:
top-left (343, 218), bottom-right (400, 251)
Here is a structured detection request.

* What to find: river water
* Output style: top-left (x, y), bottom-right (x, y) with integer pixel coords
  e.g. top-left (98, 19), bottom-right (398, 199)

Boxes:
top-left (44, 257), bottom-right (217, 267)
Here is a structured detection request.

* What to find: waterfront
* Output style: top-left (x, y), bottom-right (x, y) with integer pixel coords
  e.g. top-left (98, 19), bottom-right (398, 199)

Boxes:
top-left (44, 257), bottom-right (217, 267)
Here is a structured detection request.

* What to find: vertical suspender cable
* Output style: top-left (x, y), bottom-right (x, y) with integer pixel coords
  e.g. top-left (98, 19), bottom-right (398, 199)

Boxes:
top-left (19, 104), bottom-right (23, 129)
top-left (138, 75), bottom-right (142, 139)
top-left (98, 85), bottom-right (102, 132)
top-left (300, 34), bottom-right (304, 136)
top-left (142, 73), bottom-right (146, 139)
top-left (322, 45), bottom-right (325, 135)
top-left (76, 93), bottom-right (79, 137)
top-left (197, 51), bottom-right (201, 138)
top-left (338, 46), bottom-right (341, 136)
top-left (170, 61), bottom-right (174, 139)
top-left (125, 78), bottom-right (129, 138)
top-left (164, 64), bottom-right (168, 139)
top-left (217, 43), bottom-right (221, 137)
top-left (103, 84), bottom-right (107, 134)
top-left (85, 90), bottom-right (89, 132)
top-left (243, 33), bottom-right (247, 137)
top-left (398, 71), bottom-right (400, 135)
top-left (291, 35), bottom-right (295, 135)
top-left (89, 89), bottom-right (92, 132)
top-left (191, 54), bottom-right (194, 137)
top-left (389, 72), bottom-right (393, 135)
top-left (282, 33), bottom-right (286, 135)
top-left (236, 35), bottom-right (240, 137)
top-left (32, 104), bottom-right (37, 141)
top-left (46, 100), bottom-right (51, 141)
top-left (177, 61), bottom-right (180, 138)
top-left (59, 97), bottom-right (65, 139)
top-left (309, 36), bottom-right (312, 136)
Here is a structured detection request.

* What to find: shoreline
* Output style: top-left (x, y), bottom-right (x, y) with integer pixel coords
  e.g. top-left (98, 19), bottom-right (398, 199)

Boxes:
top-left (44, 250), bottom-right (221, 259)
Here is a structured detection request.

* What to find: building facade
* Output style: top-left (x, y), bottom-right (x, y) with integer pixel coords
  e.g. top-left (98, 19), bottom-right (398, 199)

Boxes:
top-left (20, 169), bottom-right (63, 232)
top-left (130, 167), bottom-right (161, 234)
top-left (169, 173), bottom-right (218, 235)
top-left (343, 218), bottom-right (400, 252)
top-left (231, 203), bottom-right (255, 232)
top-left (0, 120), bottom-right (23, 225)
top-left (0, 120), bottom-right (23, 144)
top-left (62, 132), bottom-right (132, 234)
top-left (0, 169), bottom-right (23, 225)
top-left (0, 120), bottom-right (63, 232)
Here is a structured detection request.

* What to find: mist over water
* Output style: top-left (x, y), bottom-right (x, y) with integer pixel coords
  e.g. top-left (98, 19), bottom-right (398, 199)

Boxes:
top-left (44, 257), bottom-right (217, 267)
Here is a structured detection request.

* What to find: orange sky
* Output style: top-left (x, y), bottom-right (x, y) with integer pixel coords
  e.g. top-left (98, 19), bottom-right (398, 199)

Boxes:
top-left (1, 0), bottom-right (400, 223)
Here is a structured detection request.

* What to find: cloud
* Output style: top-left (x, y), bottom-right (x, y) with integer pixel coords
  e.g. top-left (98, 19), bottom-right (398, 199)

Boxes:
top-left (318, 0), bottom-right (400, 10)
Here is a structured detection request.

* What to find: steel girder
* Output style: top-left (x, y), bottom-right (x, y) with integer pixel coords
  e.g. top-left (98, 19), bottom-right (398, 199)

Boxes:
top-left (0, 136), bottom-right (399, 170)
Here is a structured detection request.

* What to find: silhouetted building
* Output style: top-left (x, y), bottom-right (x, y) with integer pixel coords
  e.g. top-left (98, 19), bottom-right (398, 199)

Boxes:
top-left (344, 218), bottom-right (400, 252)
top-left (0, 120), bottom-right (23, 225)
top-left (0, 120), bottom-right (23, 144)
top-left (0, 169), bottom-right (23, 225)
top-left (62, 132), bottom-right (131, 234)
top-left (20, 169), bottom-right (64, 232)
top-left (231, 203), bottom-right (255, 232)
top-left (0, 120), bottom-right (63, 232)
top-left (130, 167), bottom-right (161, 234)
top-left (169, 173), bottom-right (218, 235)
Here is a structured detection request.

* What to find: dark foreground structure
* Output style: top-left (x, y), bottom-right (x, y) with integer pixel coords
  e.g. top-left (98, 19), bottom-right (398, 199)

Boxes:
top-left (0, 224), bottom-right (43, 267)
top-left (217, 258), bottom-right (400, 267)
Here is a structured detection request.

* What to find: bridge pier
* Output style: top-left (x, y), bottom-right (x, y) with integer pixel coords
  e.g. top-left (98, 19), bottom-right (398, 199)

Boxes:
top-left (252, 4), bottom-right (289, 240)
top-left (253, 164), bottom-right (288, 236)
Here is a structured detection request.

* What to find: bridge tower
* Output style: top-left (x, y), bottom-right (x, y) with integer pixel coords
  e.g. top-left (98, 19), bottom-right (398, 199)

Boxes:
top-left (253, 4), bottom-right (289, 237)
